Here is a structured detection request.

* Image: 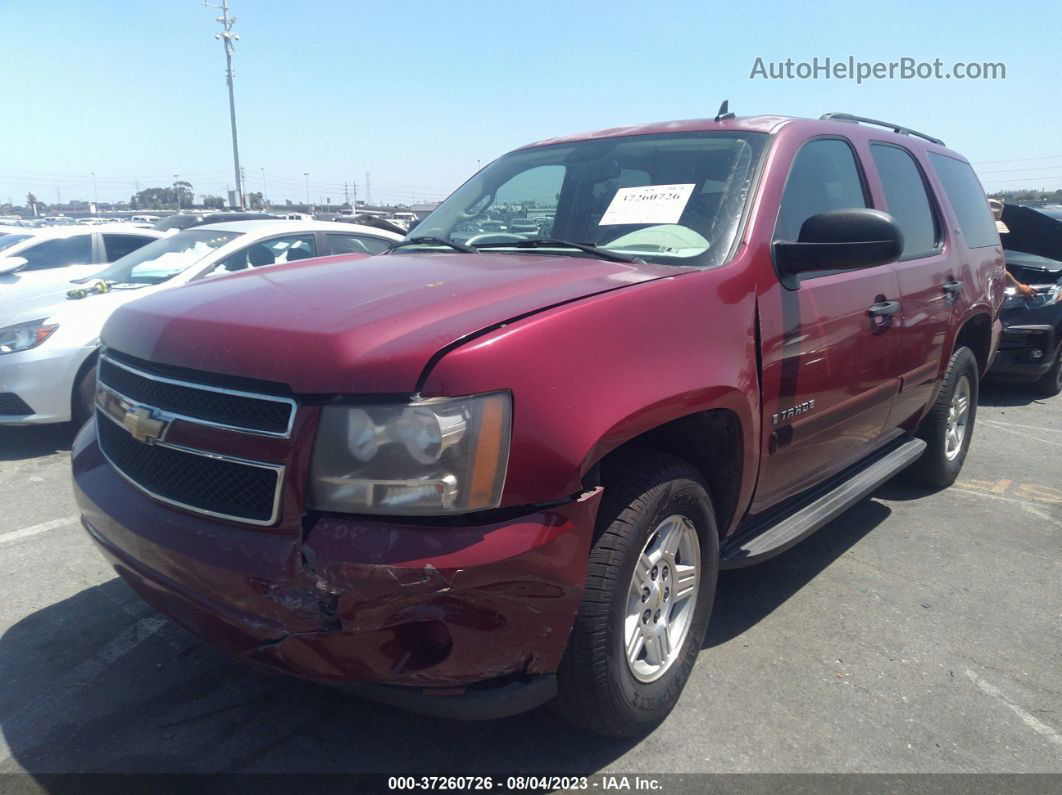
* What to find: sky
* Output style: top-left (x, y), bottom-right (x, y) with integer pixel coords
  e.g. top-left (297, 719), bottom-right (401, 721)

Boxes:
top-left (2, 0), bottom-right (1061, 207)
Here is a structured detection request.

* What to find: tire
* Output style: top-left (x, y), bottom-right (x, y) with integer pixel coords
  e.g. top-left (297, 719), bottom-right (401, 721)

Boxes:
top-left (1032, 343), bottom-right (1062, 398)
top-left (909, 346), bottom-right (979, 488)
top-left (72, 362), bottom-right (97, 428)
top-left (553, 452), bottom-right (719, 737)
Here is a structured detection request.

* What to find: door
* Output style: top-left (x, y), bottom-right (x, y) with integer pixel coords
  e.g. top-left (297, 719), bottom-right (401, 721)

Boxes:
top-left (868, 143), bottom-right (953, 427)
top-left (753, 137), bottom-right (903, 511)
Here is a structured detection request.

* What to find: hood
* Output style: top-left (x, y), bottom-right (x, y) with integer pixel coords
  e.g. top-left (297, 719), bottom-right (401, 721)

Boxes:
top-left (102, 252), bottom-right (686, 394)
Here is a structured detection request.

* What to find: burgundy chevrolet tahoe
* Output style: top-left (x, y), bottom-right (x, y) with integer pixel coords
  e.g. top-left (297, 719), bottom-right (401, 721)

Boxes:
top-left (72, 112), bottom-right (1004, 737)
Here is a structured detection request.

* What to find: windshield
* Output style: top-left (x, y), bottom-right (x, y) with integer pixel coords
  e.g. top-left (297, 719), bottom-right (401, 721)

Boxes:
top-left (411, 131), bottom-right (768, 267)
top-left (0, 234), bottom-right (31, 252)
top-left (90, 229), bottom-right (241, 285)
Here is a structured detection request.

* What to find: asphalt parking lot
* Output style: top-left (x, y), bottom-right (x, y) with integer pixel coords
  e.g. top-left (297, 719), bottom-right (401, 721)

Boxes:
top-left (0, 382), bottom-right (1060, 778)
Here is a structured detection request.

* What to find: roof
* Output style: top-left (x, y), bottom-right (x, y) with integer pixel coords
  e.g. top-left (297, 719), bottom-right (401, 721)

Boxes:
top-left (518, 113), bottom-right (955, 156)
top-left (519, 115), bottom-right (792, 149)
top-left (194, 219), bottom-right (402, 239)
top-left (2, 223), bottom-right (163, 239)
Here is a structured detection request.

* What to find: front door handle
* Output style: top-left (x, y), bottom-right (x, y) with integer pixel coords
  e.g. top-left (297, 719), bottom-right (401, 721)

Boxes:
top-left (868, 300), bottom-right (900, 317)
top-left (943, 279), bottom-right (962, 294)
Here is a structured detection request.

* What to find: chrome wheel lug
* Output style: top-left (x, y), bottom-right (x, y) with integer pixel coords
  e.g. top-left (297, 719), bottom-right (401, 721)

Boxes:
top-left (642, 610), bottom-right (651, 624)
top-left (653, 609), bottom-right (661, 623)
top-left (641, 587), bottom-right (650, 602)
top-left (650, 565), bottom-right (658, 581)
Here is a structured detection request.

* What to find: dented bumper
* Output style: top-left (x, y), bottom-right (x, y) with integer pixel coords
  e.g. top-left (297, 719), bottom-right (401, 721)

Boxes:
top-left (72, 421), bottom-right (601, 716)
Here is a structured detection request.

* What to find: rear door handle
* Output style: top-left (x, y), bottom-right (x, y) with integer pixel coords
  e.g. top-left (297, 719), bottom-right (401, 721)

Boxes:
top-left (868, 300), bottom-right (900, 317)
top-left (943, 280), bottom-right (962, 294)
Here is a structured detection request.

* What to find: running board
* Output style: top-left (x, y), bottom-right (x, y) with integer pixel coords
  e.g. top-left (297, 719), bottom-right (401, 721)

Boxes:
top-left (720, 438), bottom-right (926, 569)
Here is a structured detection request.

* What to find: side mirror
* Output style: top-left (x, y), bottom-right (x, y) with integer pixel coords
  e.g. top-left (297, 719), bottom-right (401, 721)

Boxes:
top-left (0, 256), bottom-right (28, 276)
top-left (775, 209), bottom-right (903, 282)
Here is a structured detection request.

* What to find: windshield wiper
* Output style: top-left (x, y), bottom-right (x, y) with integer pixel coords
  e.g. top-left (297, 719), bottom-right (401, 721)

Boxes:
top-left (389, 236), bottom-right (477, 254)
top-left (470, 239), bottom-right (641, 263)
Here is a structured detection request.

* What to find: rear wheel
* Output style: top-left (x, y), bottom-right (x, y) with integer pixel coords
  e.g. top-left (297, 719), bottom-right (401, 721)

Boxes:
top-left (553, 452), bottom-right (719, 737)
top-left (909, 346), bottom-right (979, 488)
top-left (1032, 343), bottom-right (1062, 398)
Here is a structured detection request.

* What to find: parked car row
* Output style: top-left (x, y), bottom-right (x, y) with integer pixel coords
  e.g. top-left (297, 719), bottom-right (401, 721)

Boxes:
top-left (0, 219), bottom-right (401, 425)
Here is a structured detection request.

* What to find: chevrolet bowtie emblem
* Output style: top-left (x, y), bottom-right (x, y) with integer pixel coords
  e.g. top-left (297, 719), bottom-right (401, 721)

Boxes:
top-left (122, 406), bottom-right (166, 444)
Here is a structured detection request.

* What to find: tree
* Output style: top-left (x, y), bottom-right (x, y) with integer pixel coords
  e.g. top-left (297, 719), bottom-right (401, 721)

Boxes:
top-left (26, 192), bottom-right (38, 216)
top-left (202, 194), bottom-right (226, 209)
top-left (247, 191), bottom-right (264, 210)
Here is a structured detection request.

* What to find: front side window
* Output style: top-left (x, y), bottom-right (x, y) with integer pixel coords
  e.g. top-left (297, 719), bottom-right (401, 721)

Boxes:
top-left (104, 234), bottom-right (155, 262)
top-left (871, 144), bottom-right (940, 260)
top-left (775, 138), bottom-right (868, 242)
top-left (211, 234), bottom-right (317, 275)
top-left (18, 235), bottom-right (93, 270)
top-left (90, 229), bottom-right (241, 285)
top-left (412, 132), bottom-right (769, 267)
top-left (929, 153), bottom-right (998, 249)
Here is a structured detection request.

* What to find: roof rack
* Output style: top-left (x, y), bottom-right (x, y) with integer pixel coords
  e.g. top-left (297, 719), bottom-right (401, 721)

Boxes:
top-left (819, 113), bottom-right (945, 146)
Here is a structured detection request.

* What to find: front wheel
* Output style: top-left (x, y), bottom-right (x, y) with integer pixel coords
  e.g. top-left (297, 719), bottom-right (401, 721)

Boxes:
top-left (909, 346), bottom-right (979, 488)
top-left (553, 452), bottom-right (719, 737)
top-left (72, 363), bottom-right (97, 428)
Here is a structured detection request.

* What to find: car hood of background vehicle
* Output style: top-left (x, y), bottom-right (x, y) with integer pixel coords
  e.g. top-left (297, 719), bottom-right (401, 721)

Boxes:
top-left (102, 252), bottom-right (689, 394)
top-left (1002, 205), bottom-right (1062, 263)
top-left (1, 282), bottom-right (156, 329)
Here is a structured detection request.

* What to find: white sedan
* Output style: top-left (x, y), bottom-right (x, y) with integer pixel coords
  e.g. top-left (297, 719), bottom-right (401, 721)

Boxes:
top-left (0, 219), bottom-right (400, 426)
top-left (0, 224), bottom-right (164, 293)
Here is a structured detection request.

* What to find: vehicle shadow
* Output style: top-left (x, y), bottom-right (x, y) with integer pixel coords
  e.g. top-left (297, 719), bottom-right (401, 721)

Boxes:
top-left (0, 578), bottom-right (639, 776)
top-left (978, 380), bottom-right (1049, 408)
top-left (0, 423), bottom-right (76, 462)
top-left (706, 498), bottom-right (892, 649)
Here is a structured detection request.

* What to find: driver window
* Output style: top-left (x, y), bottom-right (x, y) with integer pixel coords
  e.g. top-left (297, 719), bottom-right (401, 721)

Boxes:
top-left (775, 138), bottom-right (868, 242)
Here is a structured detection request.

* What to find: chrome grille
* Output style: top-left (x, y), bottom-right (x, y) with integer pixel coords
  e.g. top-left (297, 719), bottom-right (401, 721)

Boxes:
top-left (95, 352), bottom-right (290, 525)
top-left (98, 355), bottom-right (295, 437)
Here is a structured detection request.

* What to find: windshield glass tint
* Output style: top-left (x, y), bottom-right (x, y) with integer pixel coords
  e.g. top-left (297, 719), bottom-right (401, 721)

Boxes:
top-left (0, 234), bottom-right (31, 252)
top-left (412, 131), bottom-right (768, 266)
top-left (92, 230), bottom-right (241, 285)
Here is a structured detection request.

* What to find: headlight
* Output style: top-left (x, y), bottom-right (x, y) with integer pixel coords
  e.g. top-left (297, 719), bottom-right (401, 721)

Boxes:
top-left (0, 319), bottom-right (58, 355)
top-left (308, 392), bottom-right (511, 515)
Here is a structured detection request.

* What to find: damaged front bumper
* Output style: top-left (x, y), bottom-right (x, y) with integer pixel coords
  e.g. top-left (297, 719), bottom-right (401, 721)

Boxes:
top-left (72, 421), bottom-right (602, 719)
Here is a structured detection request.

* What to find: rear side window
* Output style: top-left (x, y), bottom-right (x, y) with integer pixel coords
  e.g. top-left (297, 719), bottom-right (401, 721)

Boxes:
top-left (18, 235), bottom-right (93, 270)
top-left (775, 138), bottom-right (868, 242)
top-left (871, 144), bottom-right (940, 260)
top-left (327, 233), bottom-right (391, 255)
top-left (104, 234), bottom-right (154, 262)
top-left (928, 153), bottom-right (998, 249)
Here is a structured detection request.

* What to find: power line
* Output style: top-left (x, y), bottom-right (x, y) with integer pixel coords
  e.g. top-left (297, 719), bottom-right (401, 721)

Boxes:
top-left (206, 0), bottom-right (244, 209)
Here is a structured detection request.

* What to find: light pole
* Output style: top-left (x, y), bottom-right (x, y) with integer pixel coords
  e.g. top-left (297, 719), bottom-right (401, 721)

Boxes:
top-left (303, 172), bottom-right (310, 211)
top-left (207, 0), bottom-right (244, 209)
top-left (173, 174), bottom-right (180, 211)
top-left (260, 166), bottom-right (268, 208)
top-left (90, 171), bottom-right (98, 208)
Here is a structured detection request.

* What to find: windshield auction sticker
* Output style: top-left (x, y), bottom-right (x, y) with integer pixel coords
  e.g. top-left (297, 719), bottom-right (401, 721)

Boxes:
top-left (599, 183), bottom-right (695, 225)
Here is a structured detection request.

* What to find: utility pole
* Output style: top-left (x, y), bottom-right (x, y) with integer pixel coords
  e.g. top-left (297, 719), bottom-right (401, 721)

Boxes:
top-left (303, 172), bottom-right (310, 210)
top-left (260, 167), bottom-right (268, 207)
top-left (173, 174), bottom-right (181, 211)
top-left (343, 181), bottom-right (350, 207)
top-left (90, 171), bottom-right (98, 206)
top-left (207, 0), bottom-right (245, 209)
